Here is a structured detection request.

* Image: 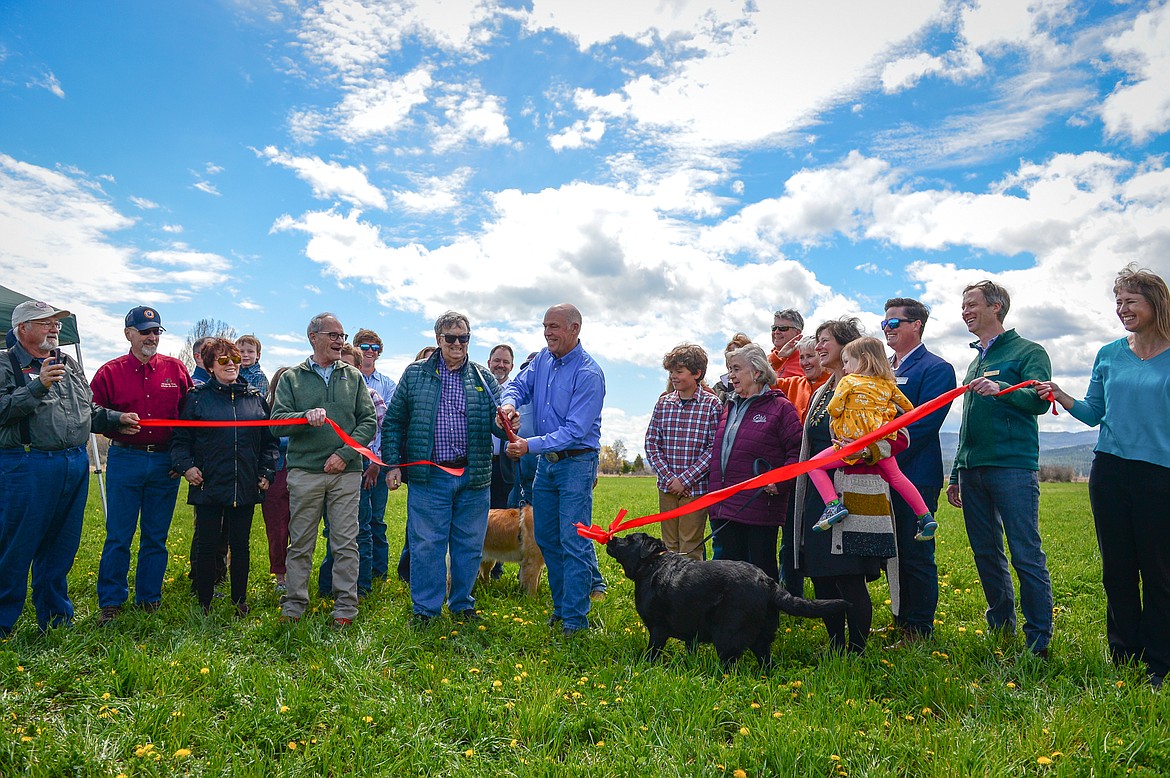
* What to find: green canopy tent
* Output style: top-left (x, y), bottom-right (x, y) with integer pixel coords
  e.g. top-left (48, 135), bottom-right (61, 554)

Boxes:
top-left (1, 283), bottom-right (108, 515)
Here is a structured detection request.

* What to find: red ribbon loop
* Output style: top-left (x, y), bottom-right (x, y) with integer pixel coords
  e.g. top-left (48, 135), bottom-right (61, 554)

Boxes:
top-left (137, 417), bottom-right (464, 475)
top-left (575, 378), bottom-right (1047, 543)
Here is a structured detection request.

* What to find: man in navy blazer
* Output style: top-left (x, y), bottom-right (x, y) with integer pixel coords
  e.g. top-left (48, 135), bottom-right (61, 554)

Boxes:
top-left (882, 297), bottom-right (957, 644)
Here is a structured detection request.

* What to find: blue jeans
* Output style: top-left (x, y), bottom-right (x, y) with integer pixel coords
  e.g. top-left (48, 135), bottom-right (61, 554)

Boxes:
top-left (533, 451), bottom-right (598, 630)
top-left (958, 467), bottom-right (1053, 651)
top-left (97, 446), bottom-right (181, 607)
top-left (890, 487), bottom-right (940, 636)
top-left (0, 447), bottom-right (89, 633)
top-left (406, 469), bottom-right (490, 617)
top-left (364, 471), bottom-right (390, 579)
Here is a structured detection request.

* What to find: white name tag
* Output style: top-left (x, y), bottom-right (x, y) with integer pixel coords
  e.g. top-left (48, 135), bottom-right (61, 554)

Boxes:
top-left (896, 376), bottom-right (909, 385)
top-left (983, 369), bottom-right (1000, 377)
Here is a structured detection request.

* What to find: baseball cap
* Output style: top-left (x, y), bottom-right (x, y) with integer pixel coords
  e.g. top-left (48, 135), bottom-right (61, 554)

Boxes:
top-left (519, 351), bottom-right (539, 371)
top-left (11, 300), bottom-right (71, 329)
top-left (125, 306), bottom-right (165, 332)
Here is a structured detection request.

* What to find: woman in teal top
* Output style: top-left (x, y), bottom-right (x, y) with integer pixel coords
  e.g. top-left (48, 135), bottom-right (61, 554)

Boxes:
top-left (1039, 265), bottom-right (1170, 689)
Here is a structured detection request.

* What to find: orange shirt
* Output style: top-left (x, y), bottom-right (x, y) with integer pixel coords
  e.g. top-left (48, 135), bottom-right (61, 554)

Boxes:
top-left (768, 349), bottom-right (805, 379)
top-left (772, 372), bottom-right (831, 421)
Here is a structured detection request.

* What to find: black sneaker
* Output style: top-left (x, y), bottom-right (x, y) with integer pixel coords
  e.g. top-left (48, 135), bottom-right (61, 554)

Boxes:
top-left (410, 613), bottom-right (435, 628)
top-left (457, 609), bottom-right (482, 622)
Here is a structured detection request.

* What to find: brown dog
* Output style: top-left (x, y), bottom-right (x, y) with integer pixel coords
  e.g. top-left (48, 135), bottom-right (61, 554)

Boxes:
top-left (478, 504), bottom-right (544, 596)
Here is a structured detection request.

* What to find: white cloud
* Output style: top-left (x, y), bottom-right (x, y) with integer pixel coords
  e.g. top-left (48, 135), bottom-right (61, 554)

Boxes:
top-left (257, 146), bottom-right (388, 209)
top-left (129, 195), bottom-right (159, 210)
top-left (193, 180), bottom-right (221, 196)
top-left (548, 117), bottom-right (605, 151)
top-left (525, 0), bottom-right (746, 51)
top-left (205, 162), bottom-right (224, 175)
top-left (161, 223), bottom-right (183, 233)
top-left (391, 167), bottom-right (472, 213)
top-left (1100, 1), bottom-right (1170, 144)
top-left (546, 1), bottom-right (944, 148)
top-left (336, 67), bottom-right (433, 141)
top-left (28, 71), bottom-right (65, 98)
top-left (431, 82), bottom-right (510, 151)
top-left (0, 154), bottom-right (233, 363)
top-left (237, 299), bottom-right (264, 311)
top-left (600, 407), bottom-right (652, 460)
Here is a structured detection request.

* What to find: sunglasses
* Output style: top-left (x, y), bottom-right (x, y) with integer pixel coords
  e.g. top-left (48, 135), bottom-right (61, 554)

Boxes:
top-left (358, 343), bottom-right (382, 352)
top-left (139, 328), bottom-right (163, 337)
top-left (771, 325), bottom-right (798, 333)
top-left (880, 318), bottom-right (919, 330)
top-left (216, 355), bottom-right (242, 365)
top-left (441, 334), bottom-right (471, 345)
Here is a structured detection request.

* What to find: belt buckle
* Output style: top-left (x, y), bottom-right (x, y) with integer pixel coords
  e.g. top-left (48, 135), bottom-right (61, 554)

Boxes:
top-left (543, 451), bottom-right (562, 464)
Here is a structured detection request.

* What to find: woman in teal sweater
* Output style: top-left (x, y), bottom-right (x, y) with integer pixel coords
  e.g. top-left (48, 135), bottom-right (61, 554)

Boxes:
top-left (1039, 265), bottom-right (1170, 690)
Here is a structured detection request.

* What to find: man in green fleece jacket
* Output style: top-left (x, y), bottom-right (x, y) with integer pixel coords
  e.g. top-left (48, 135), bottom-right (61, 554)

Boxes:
top-left (272, 312), bottom-right (376, 628)
top-left (946, 281), bottom-right (1054, 658)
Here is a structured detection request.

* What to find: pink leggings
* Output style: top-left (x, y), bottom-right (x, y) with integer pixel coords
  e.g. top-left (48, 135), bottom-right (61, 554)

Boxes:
top-left (808, 447), bottom-right (929, 516)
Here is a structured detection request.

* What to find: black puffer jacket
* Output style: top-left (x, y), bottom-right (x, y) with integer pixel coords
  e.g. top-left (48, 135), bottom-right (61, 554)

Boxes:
top-left (171, 378), bottom-right (279, 507)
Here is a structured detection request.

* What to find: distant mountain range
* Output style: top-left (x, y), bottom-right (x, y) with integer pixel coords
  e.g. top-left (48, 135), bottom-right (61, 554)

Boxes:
top-left (940, 430), bottom-right (1098, 477)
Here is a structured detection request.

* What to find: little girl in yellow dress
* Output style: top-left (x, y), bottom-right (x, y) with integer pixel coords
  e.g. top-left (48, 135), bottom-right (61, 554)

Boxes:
top-left (810, 337), bottom-right (937, 541)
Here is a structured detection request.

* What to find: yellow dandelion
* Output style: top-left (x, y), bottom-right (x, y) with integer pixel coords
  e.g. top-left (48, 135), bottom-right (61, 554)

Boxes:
top-left (1006, 682), bottom-right (1016, 689)
top-left (16, 666), bottom-right (24, 672)
top-left (21, 736), bottom-right (33, 743)
top-left (464, 748), bottom-right (474, 757)
top-left (280, 705), bottom-right (289, 713)
top-left (734, 770), bottom-right (748, 778)
top-left (288, 741), bottom-right (297, 751)
top-left (362, 716), bottom-right (373, 723)
top-left (830, 754), bottom-right (841, 761)
top-left (789, 680), bottom-right (802, 688)
top-left (596, 740), bottom-right (605, 747)
top-left (102, 692), bottom-right (111, 700)
top-left (739, 726), bottom-right (750, 736)
top-left (750, 702), bottom-right (761, 709)
top-left (1116, 680), bottom-right (1125, 688)
top-left (173, 748), bottom-right (191, 758)
top-left (1037, 756), bottom-right (1052, 765)
top-left (469, 668), bottom-right (480, 674)
top-left (492, 680), bottom-right (503, 688)
top-left (921, 707), bottom-right (932, 716)
top-left (1052, 751), bottom-right (1063, 757)
top-left (772, 712), bottom-right (782, 718)
top-left (200, 667), bottom-right (210, 675)
top-left (510, 739), bottom-right (518, 748)
top-left (958, 627), bottom-right (967, 633)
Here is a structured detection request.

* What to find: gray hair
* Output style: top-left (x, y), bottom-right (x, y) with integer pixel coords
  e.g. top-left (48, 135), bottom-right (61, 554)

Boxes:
top-left (726, 343), bottom-right (777, 388)
top-left (307, 312), bottom-right (337, 338)
top-left (433, 310), bottom-right (471, 335)
top-left (772, 308), bottom-right (805, 330)
top-left (963, 281), bottom-right (1011, 322)
top-left (795, 335), bottom-right (818, 352)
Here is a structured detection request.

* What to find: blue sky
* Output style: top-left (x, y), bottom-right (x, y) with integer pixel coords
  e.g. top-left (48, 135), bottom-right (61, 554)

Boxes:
top-left (3, 0), bottom-right (1169, 455)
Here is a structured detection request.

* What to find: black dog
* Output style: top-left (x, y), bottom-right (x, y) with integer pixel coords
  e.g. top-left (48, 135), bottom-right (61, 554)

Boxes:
top-left (606, 532), bottom-right (848, 669)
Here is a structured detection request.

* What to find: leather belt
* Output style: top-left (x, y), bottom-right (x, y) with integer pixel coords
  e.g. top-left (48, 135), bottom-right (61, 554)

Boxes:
top-left (438, 456), bottom-right (468, 468)
top-left (543, 448), bottom-right (596, 464)
top-left (111, 440), bottom-right (167, 453)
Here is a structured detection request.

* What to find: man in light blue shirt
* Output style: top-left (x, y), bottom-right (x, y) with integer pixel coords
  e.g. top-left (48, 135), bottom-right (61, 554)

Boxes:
top-left (354, 328), bottom-right (397, 582)
top-left (502, 304), bottom-right (605, 635)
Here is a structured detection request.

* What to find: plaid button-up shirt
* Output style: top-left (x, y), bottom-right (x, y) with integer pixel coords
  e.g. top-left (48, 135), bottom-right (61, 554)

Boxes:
top-left (644, 388), bottom-right (722, 495)
top-left (433, 359), bottom-right (468, 462)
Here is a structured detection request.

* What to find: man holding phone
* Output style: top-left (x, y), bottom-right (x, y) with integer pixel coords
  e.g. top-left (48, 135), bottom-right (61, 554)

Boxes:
top-left (92, 306), bottom-right (194, 624)
top-left (1, 301), bottom-right (140, 637)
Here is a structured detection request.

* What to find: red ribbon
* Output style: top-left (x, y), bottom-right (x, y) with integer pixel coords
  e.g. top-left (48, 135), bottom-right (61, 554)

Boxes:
top-left (138, 418), bottom-right (465, 476)
top-left (575, 379), bottom-right (1053, 544)
top-left (498, 408), bottom-right (520, 444)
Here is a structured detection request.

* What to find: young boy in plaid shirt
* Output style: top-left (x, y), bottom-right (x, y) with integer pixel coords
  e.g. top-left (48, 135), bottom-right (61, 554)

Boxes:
top-left (644, 344), bottom-right (722, 559)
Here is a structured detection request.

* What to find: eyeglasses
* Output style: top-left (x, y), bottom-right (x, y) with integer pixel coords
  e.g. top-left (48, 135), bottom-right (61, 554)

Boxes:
top-left (880, 318), bottom-right (919, 330)
top-left (216, 355), bottom-right (242, 365)
top-left (315, 331), bottom-right (347, 341)
top-left (358, 343), bottom-right (382, 352)
top-left (771, 325), bottom-right (798, 333)
top-left (441, 334), bottom-right (471, 345)
top-left (31, 320), bottom-right (64, 330)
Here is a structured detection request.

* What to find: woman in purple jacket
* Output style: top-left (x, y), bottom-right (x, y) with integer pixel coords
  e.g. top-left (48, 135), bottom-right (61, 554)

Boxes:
top-left (708, 343), bottom-right (803, 580)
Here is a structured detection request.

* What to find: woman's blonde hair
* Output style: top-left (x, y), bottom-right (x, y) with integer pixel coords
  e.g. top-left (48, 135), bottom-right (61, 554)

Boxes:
top-left (841, 337), bottom-right (894, 381)
top-left (1114, 264), bottom-right (1170, 343)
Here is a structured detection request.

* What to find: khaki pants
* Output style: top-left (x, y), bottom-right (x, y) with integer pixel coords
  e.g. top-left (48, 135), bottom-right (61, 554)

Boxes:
top-left (283, 469), bottom-right (361, 620)
top-left (659, 492), bottom-right (708, 560)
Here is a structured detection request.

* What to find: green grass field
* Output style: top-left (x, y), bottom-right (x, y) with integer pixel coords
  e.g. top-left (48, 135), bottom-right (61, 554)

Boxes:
top-left (1, 477), bottom-right (1167, 776)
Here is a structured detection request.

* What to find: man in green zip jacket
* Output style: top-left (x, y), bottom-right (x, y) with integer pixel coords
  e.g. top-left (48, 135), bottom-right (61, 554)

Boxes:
top-left (947, 280), bottom-right (1054, 658)
top-left (272, 312), bottom-right (376, 628)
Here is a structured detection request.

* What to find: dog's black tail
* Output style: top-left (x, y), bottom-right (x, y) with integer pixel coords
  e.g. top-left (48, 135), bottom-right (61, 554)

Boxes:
top-left (771, 586), bottom-right (849, 619)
